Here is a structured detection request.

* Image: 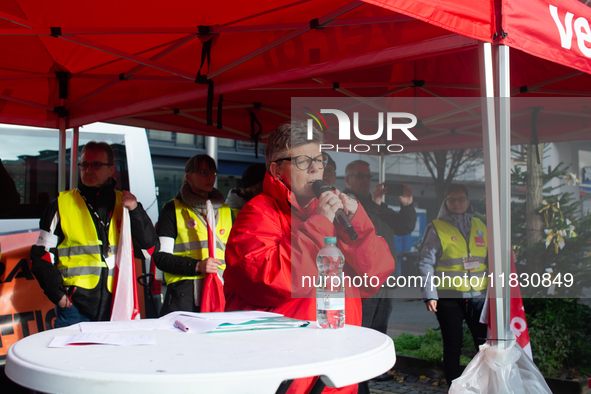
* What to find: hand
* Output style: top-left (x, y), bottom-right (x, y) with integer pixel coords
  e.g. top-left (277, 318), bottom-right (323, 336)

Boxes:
top-left (121, 190), bottom-right (138, 211)
top-left (426, 300), bottom-right (437, 312)
top-left (399, 184), bottom-right (413, 206)
top-left (336, 189), bottom-right (358, 221)
top-left (197, 257), bottom-right (221, 274)
top-left (372, 182), bottom-right (388, 205)
top-left (58, 295), bottom-right (70, 308)
top-left (316, 189), bottom-right (344, 223)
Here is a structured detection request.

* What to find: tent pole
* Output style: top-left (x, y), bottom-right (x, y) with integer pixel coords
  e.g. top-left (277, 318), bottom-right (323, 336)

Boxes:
top-left (478, 41), bottom-right (504, 348)
top-left (206, 136), bottom-right (218, 188)
top-left (58, 117), bottom-right (67, 192)
top-left (498, 44), bottom-right (512, 338)
top-left (70, 127), bottom-right (79, 190)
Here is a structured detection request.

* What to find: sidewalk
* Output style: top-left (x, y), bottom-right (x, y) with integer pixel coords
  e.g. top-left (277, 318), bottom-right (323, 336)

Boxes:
top-left (368, 371), bottom-right (449, 393)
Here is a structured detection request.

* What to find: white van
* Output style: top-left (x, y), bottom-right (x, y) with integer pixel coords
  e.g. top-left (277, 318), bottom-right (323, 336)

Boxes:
top-left (0, 123), bottom-right (159, 361)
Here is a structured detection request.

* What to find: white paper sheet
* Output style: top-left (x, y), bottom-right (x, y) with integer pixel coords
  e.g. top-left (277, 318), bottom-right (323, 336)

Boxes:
top-left (79, 320), bottom-right (174, 333)
top-left (48, 333), bottom-right (157, 347)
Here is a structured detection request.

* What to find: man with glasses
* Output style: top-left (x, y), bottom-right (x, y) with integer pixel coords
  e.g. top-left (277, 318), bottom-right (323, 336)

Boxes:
top-left (153, 154), bottom-right (234, 315)
top-left (343, 160), bottom-right (416, 388)
top-left (31, 141), bottom-right (159, 327)
top-left (417, 183), bottom-right (488, 385)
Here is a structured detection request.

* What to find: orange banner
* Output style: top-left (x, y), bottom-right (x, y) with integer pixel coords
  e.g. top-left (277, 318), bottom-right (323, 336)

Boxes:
top-left (0, 231), bottom-right (54, 361)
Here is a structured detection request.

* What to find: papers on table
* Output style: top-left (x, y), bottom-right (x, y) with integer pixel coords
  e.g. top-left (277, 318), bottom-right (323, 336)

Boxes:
top-left (49, 333), bottom-right (156, 347)
top-left (47, 312), bottom-right (309, 348)
top-left (160, 311), bottom-right (309, 333)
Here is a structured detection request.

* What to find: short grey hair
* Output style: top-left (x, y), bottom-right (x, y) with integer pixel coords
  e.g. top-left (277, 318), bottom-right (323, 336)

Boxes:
top-left (265, 120), bottom-right (324, 170)
top-left (345, 160), bottom-right (369, 176)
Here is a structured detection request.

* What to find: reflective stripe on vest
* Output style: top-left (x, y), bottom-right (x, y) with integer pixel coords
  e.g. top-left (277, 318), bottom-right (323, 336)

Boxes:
top-left (164, 199), bottom-right (232, 285)
top-left (57, 189), bottom-right (122, 291)
top-left (432, 217), bottom-right (488, 292)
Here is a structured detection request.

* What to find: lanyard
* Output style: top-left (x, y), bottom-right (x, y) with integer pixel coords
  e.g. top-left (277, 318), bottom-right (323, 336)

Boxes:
top-left (80, 192), bottom-right (113, 259)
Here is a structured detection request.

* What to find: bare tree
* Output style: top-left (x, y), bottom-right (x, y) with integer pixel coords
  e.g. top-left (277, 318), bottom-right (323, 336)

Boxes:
top-left (419, 149), bottom-right (483, 207)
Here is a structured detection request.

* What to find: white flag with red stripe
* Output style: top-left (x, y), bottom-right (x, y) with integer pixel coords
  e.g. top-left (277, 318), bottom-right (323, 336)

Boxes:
top-left (111, 207), bottom-right (140, 321)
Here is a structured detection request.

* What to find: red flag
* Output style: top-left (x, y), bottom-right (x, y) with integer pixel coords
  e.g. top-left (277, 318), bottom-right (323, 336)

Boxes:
top-left (200, 200), bottom-right (225, 313)
top-left (508, 252), bottom-right (532, 359)
top-left (111, 207), bottom-right (141, 321)
top-left (481, 251), bottom-right (532, 359)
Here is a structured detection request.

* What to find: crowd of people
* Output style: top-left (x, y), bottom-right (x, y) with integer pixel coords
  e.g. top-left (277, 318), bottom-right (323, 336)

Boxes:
top-left (29, 121), bottom-right (488, 392)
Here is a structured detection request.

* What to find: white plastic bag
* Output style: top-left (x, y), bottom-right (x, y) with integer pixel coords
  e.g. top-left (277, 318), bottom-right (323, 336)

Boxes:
top-left (450, 333), bottom-right (551, 394)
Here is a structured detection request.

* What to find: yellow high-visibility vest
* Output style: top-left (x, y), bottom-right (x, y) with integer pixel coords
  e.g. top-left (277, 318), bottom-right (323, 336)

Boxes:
top-left (432, 217), bottom-right (488, 293)
top-left (164, 199), bottom-right (232, 285)
top-left (56, 189), bottom-right (122, 292)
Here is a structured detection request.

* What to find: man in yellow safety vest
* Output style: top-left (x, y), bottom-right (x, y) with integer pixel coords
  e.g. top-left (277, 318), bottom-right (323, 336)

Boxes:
top-left (418, 183), bottom-right (488, 385)
top-left (153, 154), bottom-right (234, 315)
top-left (30, 141), bottom-right (159, 328)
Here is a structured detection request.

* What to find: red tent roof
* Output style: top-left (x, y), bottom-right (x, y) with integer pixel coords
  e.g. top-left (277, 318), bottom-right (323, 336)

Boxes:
top-left (0, 0), bottom-right (589, 147)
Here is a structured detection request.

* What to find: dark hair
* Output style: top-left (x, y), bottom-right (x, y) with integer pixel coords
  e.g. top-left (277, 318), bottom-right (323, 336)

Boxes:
top-left (81, 141), bottom-right (115, 165)
top-left (241, 163), bottom-right (267, 189)
top-left (444, 183), bottom-right (469, 199)
top-left (185, 154), bottom-right (217, 174)
top-left (325, 153), bottom-right (336, 171)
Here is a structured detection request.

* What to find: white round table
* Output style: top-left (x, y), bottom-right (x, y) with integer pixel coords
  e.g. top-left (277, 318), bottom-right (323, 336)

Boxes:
top-left (6, 322), bottom-right (395, 394)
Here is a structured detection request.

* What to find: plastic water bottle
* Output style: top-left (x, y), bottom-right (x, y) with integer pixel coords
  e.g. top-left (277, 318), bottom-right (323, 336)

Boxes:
top-left (316, 237), bottom-right (345, 329)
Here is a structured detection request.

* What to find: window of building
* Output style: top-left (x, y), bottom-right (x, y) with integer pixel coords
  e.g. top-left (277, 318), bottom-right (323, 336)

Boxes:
top-left (148, 130), bottom-right (174, 142)
top-left (218, 138), bottom-right (236, 149)
top-left (176, 133), bottom-right (195, 145)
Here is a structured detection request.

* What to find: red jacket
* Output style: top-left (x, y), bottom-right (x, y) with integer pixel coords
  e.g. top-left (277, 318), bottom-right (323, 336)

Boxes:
top-left (224, 173), bottom-right (395, 321)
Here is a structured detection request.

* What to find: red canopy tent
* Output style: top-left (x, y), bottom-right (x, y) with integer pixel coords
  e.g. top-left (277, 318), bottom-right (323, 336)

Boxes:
top-left (0, 0), bottom-right (590, 383)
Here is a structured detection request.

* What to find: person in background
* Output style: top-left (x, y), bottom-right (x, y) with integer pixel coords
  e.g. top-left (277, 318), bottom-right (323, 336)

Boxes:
top-left (343, 160), bottom-right (416, 390)
top-left (225, 163), bottom-right (266, 211)
top-left (30, 142), bottom-right (159, 327)
top-left (322, 152), bottom-right (337, 187)
top-left (153, 154), bottom-right (234, 315)
top-left (418, 183), bottom-right (488, 385)
top-left (0, 158), bottom-right (20, 217)
top-left (223, 121), bottom-right (395, 394)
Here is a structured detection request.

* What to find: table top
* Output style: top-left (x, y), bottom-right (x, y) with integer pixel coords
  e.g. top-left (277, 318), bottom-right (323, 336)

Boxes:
top-left (6, 321), bottom-right (396, 394)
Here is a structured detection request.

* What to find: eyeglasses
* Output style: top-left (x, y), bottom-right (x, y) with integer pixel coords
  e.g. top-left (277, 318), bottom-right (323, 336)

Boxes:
top-left (348, 173), bottom-right (373, 180)
top-left (446, 197), bottom-right (467, 204)
top-left (194, 170), bottom-right (219, 177)
top-left (78, 162), bottom-right (112, 171)
top-left (323, 168), bottom-right (336, 175)
top-left (274, 154), bottom-right (328, 171)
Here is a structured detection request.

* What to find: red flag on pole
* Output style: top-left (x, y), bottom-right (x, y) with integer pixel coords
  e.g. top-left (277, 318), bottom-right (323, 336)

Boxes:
top-left (481, 251), bottom-right (532, 359)
top-left (200, 200), bottom-right (225, 312)
top-left (111, 207), bottom-right (140, 321)
top-left (508, 252), bottom-right (532, 359)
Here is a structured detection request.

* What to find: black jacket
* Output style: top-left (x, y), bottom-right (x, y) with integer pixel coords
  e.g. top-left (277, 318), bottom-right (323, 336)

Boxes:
top-left (344, 189), bottom-right (417, 263)
top-left (30, 179), bottom-right (159, 321)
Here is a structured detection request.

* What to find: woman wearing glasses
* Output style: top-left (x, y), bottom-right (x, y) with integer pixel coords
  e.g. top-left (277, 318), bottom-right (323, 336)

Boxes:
top-left (153, 154), bottom-right (233, 315)
top-left (223, 121), bottom-right (395, 394)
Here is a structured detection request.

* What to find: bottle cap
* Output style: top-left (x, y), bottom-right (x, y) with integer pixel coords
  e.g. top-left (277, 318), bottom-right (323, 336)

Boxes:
top-left (324, 237), bottom-right (337, 244)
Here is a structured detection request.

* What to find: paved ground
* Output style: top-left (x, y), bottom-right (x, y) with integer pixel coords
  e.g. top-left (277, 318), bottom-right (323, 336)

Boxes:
top-left (368, 371), bottom-right (449, 394)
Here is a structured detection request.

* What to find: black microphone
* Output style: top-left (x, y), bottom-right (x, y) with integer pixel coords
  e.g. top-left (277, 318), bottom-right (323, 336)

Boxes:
top-left (312, 180), bottom-right (358, 241)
